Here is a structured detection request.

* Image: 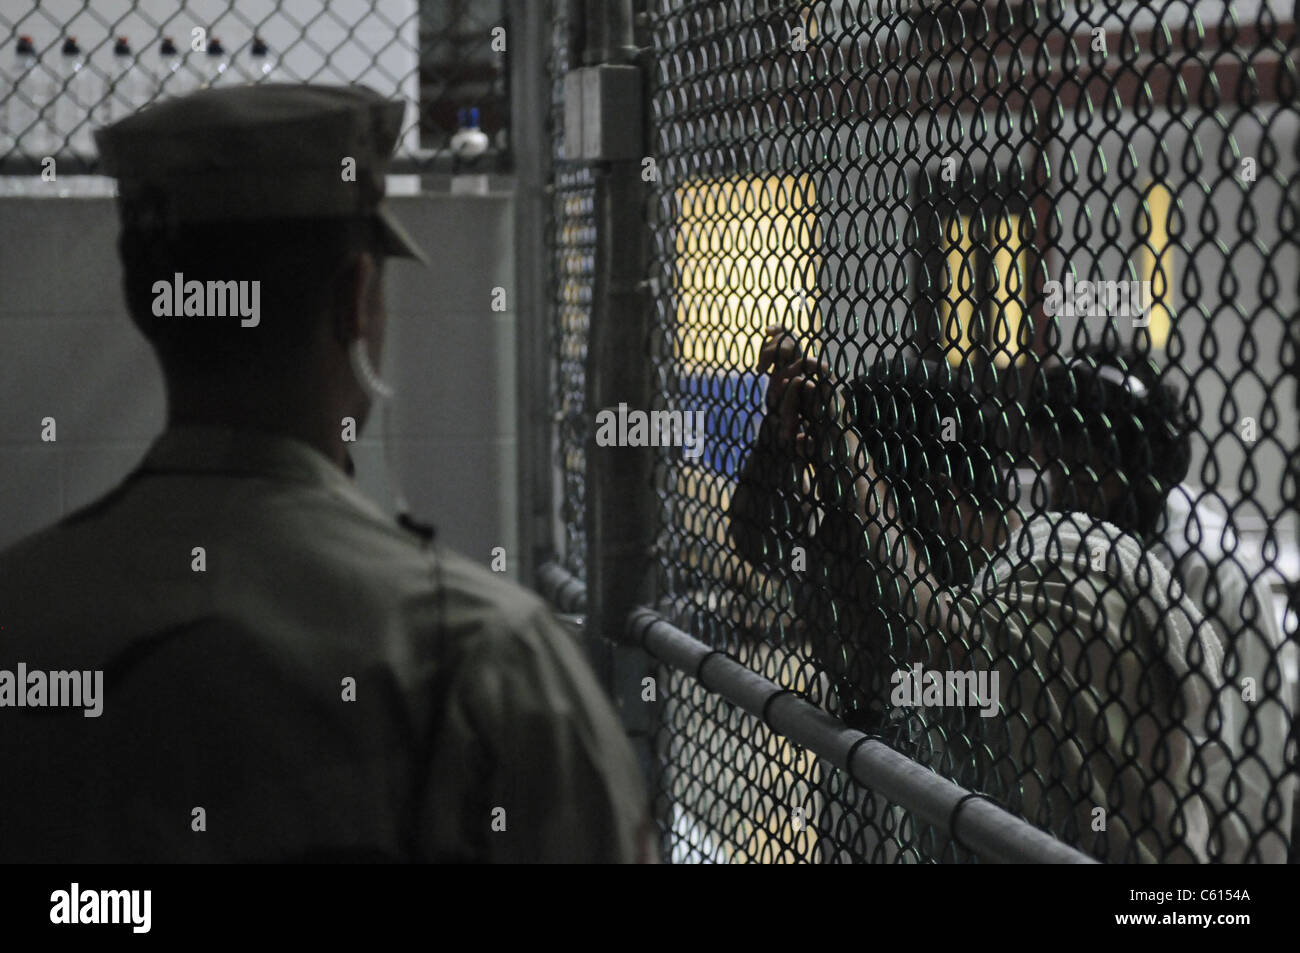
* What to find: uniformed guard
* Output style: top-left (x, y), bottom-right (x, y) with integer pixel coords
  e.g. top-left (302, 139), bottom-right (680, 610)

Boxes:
top-left (0, 84), bottom-right (651, 863)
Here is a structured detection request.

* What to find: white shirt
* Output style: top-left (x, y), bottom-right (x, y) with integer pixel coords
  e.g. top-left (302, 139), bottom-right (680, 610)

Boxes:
top-left (965, 512), bottom-right (1221, 863)
top-left (1152, 484), bottom-right (1295, 862)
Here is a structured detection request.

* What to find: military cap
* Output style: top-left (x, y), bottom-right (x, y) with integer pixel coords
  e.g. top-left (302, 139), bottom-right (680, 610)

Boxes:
top-left (94, 83), bottom-right (428, 265)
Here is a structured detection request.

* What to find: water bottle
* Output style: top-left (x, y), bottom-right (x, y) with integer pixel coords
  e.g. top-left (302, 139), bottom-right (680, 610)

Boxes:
top-left (450, 107), bottom-right (490, 160)
top-left (2, 35), bottom-right (43, 157)
top-left (54, 36), bottom-right (96, 158)
top-left (155, 35), bottom-right (193, 99)
top-left (203, 37), bottom-right (231, 88)
top-left (102, 37), bottom-right (149, 125)
top-left (244, 35), bottom-right (276, 84)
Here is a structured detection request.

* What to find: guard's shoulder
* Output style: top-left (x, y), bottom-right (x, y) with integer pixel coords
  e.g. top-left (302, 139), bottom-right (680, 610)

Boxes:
top-left (0, 518), bottom-right (80, 592)
top-left (433, 548), bottom-right (561, 643)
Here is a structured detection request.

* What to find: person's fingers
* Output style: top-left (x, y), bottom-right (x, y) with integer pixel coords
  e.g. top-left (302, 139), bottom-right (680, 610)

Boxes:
top-left (758, 327), bottom-right (801, 374)
top-left (797, 377), bottom-right (833, 440)
top-left (757, 327), bottom-right (786, 372)
top-left (778, 372), bottom-right (810, 441)
top-left (801, 376), bottom-right (833, 423)
top-left (777, 361), bottom-right (845, 435)
top-left (767, 354), bottom-right (818, 410)
top-left (778, 356), bottom-right (827, 384)
top-left (799, 364), bottom-right (841, 423)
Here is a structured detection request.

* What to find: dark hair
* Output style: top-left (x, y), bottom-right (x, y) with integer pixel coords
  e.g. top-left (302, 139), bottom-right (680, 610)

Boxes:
top-left (118, 216), bottom-right (385, 377)
top-left (1029, 346), bottom-right (1191, 539)
top-left (848, 357), bottom-right (1006, 583)
top-left (849, 358), bottom-right (1005, 504)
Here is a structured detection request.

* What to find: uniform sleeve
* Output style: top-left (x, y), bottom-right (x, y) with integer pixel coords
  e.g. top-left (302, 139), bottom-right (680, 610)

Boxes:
top-left (418, 605), bottom-right (650, 863)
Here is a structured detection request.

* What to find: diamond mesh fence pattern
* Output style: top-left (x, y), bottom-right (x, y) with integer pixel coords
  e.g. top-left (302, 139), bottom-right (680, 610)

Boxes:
top-left (654, 662), bottom-right (983, 862)
top-left (0, 0), bottom-right (507, 174)
top-left (635, 0), bottom-right (1300, 863)
top-left (548, 0), bottom-right (594, 578)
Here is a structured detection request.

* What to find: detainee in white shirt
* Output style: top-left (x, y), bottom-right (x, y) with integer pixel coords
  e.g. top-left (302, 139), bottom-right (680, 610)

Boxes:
top-left (1037, 349), bottom-right (1294, 862)
top-left (1154, 483), bottom-right (1296, 862)
top-left (744, 332), bottom-right (1224, 861)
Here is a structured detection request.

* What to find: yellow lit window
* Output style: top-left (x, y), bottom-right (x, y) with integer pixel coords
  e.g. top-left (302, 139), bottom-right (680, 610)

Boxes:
top-left (940, 214), bottom-right (976, 367)
top-left (1138, 181), bottom-right (1173, 349)
top-left (674, 175), bottom-right (822, 373)
top-left (938, 210), bottom-right (1028, 367)
top-left (989, 212), bottom-right (1028, 367)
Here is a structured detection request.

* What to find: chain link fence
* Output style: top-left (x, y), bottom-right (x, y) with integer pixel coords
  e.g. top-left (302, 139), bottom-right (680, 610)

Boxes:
top-left (0, 0), bottom-right (508, 177)
top-left (547, 1), bottom-right (595, 578)
top-left (599, 0), bottom-right (1299, 863)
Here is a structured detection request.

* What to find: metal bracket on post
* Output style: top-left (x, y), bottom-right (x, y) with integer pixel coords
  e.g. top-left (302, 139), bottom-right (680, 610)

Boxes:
top-left (562, 65), bottom-right (643, 162)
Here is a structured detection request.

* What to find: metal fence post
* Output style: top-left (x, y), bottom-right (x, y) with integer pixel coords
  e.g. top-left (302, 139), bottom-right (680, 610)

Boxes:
top-left (509, 0), bottom-right (555, 586)
top-left (575, 0), bottom-right (659, 777)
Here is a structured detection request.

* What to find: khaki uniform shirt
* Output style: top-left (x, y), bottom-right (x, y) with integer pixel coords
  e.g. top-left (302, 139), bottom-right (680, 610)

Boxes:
top-left (0, 428), bottom-right (647, 862)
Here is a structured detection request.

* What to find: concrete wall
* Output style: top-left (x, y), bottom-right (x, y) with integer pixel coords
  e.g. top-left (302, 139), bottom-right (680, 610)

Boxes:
top-left (0, 191), bottom-right (519, 575)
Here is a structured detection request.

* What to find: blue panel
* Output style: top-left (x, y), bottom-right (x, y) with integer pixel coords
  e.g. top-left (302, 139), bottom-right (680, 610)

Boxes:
top-left (677, 368), bottom-right (766, 479)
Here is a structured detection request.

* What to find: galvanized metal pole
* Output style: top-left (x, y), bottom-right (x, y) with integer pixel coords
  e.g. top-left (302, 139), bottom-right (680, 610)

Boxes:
top-left (581, 0), bottom-right (653, 682)
top-left (510, 0), bottom-right (556, 588)
top-left (581, 0), bottom-right (638, 65)
top-left (576, 0), bottom-right (660, 794)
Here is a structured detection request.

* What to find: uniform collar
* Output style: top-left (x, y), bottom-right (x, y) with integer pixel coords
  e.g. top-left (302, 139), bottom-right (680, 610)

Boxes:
top-left (139, 426), bottom-right (389, 521)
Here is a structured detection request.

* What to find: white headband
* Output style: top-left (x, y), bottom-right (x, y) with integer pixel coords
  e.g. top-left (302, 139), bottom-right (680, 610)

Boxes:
top-left (1070, 358), bottom-right (1149, 399)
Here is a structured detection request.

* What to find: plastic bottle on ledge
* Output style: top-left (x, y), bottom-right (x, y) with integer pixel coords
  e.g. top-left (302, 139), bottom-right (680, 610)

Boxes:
top-left (244, 36), bottom-right (276, 84)
top-left (450, 107), bottom-right (490, 159)
top-left (155, 36), bottom-right (193, 100)
top-left (1, 35), bottom-right (45, 194)
top-left (203, 37), bottom-right (230, 88)
top-left (54, 37), bottom-right (97, 161)
top-left (2, 35), bottom-right (42, 159)
top-left (102, 37), bottom-right (149, 125)
top-left (449, 107), bottom-right (491, 195)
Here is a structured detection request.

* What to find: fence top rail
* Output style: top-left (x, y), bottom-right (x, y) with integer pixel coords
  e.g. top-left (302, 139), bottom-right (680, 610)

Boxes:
top-left (535, 559), bottom-right (1094, 864)
top-left (627, 606), bottom-right (1095, 865)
